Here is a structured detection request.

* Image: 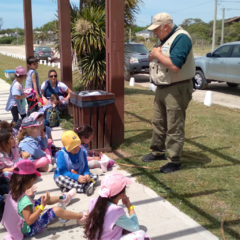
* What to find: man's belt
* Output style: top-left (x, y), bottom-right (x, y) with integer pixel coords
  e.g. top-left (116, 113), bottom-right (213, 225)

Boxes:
top-left (158, 79), bottom-right (191, 89)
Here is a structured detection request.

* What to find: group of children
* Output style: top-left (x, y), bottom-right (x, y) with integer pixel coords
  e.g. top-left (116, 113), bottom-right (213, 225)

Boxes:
top-left (0, 61), bottom-right (149, 239)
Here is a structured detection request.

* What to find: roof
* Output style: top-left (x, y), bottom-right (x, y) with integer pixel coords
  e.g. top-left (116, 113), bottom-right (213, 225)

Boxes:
top-left (225, 16), bottom-right (240, 24)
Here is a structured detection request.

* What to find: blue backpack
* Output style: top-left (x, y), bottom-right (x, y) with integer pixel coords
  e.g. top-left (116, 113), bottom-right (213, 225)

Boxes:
top-left (44, 107), bottom-right (60, 128)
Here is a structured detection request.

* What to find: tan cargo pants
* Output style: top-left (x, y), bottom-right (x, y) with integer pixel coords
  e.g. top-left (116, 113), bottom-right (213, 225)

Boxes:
top-left (150, 80), bottom-right (193, 163)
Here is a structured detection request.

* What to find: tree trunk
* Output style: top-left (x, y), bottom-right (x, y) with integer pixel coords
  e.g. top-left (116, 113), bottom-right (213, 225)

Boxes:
top-left (79, 0), bottom-right (83, 9)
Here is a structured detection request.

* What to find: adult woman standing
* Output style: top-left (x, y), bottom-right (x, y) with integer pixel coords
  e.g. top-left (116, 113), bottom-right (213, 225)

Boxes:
top-left (41, 69), bottom-right (72, 111)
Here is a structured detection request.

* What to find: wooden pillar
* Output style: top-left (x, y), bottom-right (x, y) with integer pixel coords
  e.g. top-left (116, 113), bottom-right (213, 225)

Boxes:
top-left (23, 0), bottom-right (34, 64)
top-left (57, 0), bottom-right (72, 89)
top-left (106, 0), bottom-right (125, 146)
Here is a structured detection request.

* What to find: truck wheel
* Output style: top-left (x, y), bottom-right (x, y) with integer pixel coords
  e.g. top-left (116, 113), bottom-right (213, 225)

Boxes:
top-left (227, 83), bottom-right (239, 88)
top-left (193, 70), bottom-right (208, 90)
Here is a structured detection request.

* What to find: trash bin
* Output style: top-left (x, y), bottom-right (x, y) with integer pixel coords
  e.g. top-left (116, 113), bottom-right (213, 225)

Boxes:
top-left (4, 70), bottom-right (15, 81)
top-left (70, 91), bottom-right (115, 151)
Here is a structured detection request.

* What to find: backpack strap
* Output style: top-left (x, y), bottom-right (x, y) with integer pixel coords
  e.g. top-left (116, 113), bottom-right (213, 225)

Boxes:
top-left (57, 81), bottom-right (65, 94)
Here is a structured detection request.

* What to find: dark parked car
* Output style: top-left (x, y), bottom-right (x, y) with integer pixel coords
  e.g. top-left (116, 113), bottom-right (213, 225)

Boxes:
top-left (125, 43), bottom-right (150, 80)
top-left (34, 47), bottom-right (54, 62)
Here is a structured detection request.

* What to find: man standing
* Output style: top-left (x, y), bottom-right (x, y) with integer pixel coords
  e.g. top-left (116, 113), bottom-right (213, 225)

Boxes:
top-left (142, 13), bottom-right (195, 173)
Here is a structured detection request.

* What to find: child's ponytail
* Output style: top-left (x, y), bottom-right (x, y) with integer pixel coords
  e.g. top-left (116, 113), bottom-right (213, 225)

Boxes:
top-left (84, 187), bottom-right (126, 239)
top-left (0, 120), bottom-right (15, 130)
top-left (74, 125), bottom-right (93, 139)
top-left (84, 196), bottom-right (109, 240)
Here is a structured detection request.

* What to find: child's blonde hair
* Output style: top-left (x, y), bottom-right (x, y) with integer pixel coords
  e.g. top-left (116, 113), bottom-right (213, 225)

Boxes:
top-left (17, 127), bottom-right (35, 144)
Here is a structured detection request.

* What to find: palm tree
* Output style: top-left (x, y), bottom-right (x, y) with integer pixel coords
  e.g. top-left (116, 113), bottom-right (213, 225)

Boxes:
top-left (63, 0), bottom-right (142, 90)
top-left (71, 5), bottom-right (106, 89)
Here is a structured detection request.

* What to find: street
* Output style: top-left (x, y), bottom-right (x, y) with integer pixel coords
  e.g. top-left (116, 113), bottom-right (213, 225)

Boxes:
top-left (132, 73), bottom-right (240, 109)
top-left (1, 45), bottom-right (240, 109)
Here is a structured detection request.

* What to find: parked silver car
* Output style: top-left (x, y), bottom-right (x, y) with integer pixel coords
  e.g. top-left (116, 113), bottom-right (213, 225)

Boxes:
top-left (34, 46), bottom-right (54, 62)
top-left (194, 41), bottom-right (240, 89)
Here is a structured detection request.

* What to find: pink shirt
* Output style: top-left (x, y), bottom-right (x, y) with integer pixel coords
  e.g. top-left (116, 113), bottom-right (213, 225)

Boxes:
top-left (0, 146), bottom-right (20, 170)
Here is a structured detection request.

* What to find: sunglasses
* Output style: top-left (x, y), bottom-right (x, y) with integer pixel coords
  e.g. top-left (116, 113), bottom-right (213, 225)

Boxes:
top-left (49, 75), bottom-right (57, 78)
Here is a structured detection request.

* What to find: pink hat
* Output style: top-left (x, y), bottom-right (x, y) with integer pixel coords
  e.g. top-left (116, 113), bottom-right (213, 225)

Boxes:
top-left (15, 66), bottom-right (27, 76)
top-left (13, 159), bottom-right (41, 177)
top-left (99, 173), bottom-right (132, 198)
top-left (30, 112), bottom-right (44, 121)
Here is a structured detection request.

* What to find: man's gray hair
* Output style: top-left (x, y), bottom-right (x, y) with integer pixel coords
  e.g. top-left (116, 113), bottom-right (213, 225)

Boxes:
top-left (160, 22), bottom-right (174, 29)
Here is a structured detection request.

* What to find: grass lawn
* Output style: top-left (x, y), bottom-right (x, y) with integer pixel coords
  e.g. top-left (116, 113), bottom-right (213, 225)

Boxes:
top-left (1, 52), bottom-right (240, 239)
top-left (62, 82), bottom-right (240, 240)
top-left (0, 53), bottom-right (82, 90)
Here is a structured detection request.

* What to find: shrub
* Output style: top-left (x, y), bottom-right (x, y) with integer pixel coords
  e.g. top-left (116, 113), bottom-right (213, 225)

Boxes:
top-left (0, 36), bottom-right (16, 44)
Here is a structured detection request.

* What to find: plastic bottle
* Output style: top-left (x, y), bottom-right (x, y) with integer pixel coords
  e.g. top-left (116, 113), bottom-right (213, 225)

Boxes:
top-left (58, 196), bottom-right (67, 223)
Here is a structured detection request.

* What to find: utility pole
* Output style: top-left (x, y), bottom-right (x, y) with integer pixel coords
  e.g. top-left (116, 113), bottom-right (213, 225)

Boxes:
top-left (212, 0), bottom-right (217, 52)
top-left (129, 27), bottom-right (131, 43)
top-left (16, 28), bottom-right (19, 45)
top-left (221, 7), bottom-right (225, 45)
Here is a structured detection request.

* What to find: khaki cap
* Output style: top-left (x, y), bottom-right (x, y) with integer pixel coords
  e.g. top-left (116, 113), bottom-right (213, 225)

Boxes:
top-left (61, 130), bottom-right (81, 152)
top-left (147, 13), bottom-right (173, 31)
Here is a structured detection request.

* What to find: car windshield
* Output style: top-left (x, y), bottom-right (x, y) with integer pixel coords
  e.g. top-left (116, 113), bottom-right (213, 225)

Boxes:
top-left (38, 47), bottom-right (52, 52)
top-left (125, 44), bottom-right (149, 54)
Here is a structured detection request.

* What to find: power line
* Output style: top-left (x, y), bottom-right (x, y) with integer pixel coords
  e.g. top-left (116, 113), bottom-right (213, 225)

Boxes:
top-left (136, 19), bottom-right (150, 25)
top-left (170, 0), bottom-right (213, 14)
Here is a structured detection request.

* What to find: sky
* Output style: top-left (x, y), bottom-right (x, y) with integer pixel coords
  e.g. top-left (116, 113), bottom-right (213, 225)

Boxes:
top-left (0, 0), bottom-right (240, 30)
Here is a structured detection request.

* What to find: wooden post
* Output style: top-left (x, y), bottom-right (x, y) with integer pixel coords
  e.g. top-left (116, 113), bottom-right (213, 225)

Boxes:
top-left (57, 0), bottom-right (72, 89)
top-left (23, 0), bottom-right (34, 65)
top-left (106, 0), bottom-right (125, 146)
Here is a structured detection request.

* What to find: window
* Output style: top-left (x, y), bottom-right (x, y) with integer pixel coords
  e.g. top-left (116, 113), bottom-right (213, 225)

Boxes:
top-left (125, 44), bottom-right (149, 54)
top-left (38, 47), bottom-right (52, 52)
top-left (231, 45), bottom-right (240, 57)
top-left (213, 45), bottom-right (232, 58)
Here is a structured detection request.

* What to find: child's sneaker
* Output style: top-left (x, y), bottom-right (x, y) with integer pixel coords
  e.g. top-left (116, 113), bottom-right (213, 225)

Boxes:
top-left (100, 160), bottom-right (109, 173)
top-left (47, 164), bottom-right (53, 172)
top-left (61, 188), bottom-right (76, 207)
top-left (77, 210), bottom-right (89, 226)
top-left (84, 182), bottom-right (94, 196)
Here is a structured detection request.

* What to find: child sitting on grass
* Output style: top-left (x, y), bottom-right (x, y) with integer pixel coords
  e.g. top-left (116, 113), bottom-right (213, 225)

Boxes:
top-left (17, 116), bottom-right (53, 172)
top-left (74, 125), bottom-right (115, 172)
top-left (54, 131), bottom-right (98, 196)
top-left (1, 160), bottom-right (88, 239)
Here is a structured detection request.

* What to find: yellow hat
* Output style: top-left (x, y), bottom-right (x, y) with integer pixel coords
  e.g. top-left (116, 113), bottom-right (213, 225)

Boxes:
top-left (61, 131), bottom-right (81, 152)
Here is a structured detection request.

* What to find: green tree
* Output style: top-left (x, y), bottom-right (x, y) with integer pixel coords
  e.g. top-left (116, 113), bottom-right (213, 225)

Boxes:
top-left (69, 0), bottom-right (142, 90)
top-left (71, 5), bottom-right (106, 90)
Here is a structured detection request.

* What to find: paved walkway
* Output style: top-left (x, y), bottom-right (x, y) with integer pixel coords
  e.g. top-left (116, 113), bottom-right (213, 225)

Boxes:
top-left (0, 78), bottom-right (219, 240)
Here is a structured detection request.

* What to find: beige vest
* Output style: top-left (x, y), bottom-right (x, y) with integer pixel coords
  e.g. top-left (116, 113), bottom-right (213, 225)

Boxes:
top-left (150, 26), bottom-right (195, 85)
